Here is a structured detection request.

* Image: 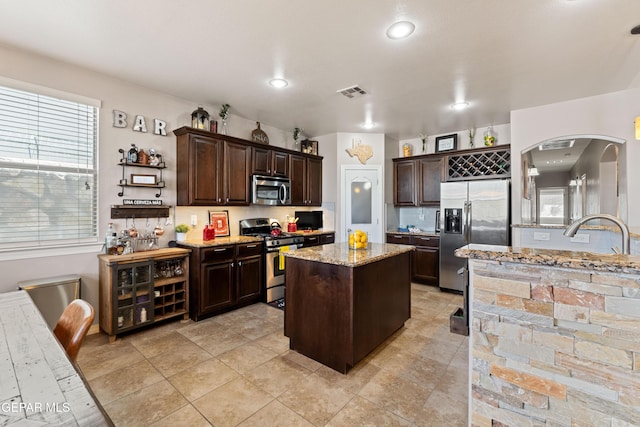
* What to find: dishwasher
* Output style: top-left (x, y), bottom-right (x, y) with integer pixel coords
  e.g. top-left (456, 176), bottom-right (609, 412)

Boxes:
top-left (18, 274), bottom-right (81, 330)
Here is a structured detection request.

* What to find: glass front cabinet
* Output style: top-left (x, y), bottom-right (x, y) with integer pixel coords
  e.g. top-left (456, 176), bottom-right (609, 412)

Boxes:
top-left (99, 248), bottom-right (190, 343)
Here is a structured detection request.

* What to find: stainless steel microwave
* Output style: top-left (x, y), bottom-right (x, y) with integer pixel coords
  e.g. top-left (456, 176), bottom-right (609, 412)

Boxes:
top-left (252, 175), bottom-right (291, 206)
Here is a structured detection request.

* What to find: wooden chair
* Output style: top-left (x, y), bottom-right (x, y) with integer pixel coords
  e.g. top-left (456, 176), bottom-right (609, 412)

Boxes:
top-left (53, 299), bottom-right (95, 362)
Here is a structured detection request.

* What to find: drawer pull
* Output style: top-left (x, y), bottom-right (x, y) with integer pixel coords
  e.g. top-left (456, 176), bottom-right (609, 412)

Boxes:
top-left (213, 248), bottom-right (228, 252)
top-left (246, 245), bottom-right (257, 248)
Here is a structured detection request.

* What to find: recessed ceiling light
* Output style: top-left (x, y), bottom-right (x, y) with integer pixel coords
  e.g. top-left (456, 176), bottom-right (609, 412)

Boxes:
top-left (450, 101), bottom-right (469, 111)
top-left (269, 78), bottom-right (288, 88)
top-left (386, 21), bottom-right (415, 39)
top-left (361, 121), bottom-right (376, 129)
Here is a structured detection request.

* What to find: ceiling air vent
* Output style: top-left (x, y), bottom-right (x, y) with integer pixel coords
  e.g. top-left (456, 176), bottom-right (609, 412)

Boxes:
top-left (337, 85), bottom-right (368, 99)
top-left (538, 139), bottom-right (575, 151)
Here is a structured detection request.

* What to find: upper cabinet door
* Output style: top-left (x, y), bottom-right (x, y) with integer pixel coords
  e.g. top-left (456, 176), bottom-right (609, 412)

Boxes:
top-left (224, 141), bottom-right (251, 205)
top-left (289, 154), bottom-right (306, 205)
top-left (252, 148), bottom-right (289, 177)
top-left (306, 157), bottom-right (322, 206)
top-left (393, 159), bottom-right (417, 206)
top-left (177, 134), bottom-right (223, 205)
top-left (417, 157), bottom-right (443, 206)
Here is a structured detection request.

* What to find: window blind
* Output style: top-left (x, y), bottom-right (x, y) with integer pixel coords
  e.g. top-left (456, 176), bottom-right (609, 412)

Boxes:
top-left (0, 85), bottom-right (98, 249)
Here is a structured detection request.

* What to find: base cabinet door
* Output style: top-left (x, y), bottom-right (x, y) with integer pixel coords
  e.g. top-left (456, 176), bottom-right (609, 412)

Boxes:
top-left (200, 261), bottom-right (234, 314)
top-left (413, 247), bottom-right (439, 285)
top-left (184, 241), bottom-right (264, 321)
top-left (237, 255), bottom-right (263, 304)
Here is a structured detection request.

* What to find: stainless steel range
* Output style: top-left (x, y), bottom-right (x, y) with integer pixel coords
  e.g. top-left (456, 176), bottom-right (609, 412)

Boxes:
top-left (239, 218), bottom-right (304, 304)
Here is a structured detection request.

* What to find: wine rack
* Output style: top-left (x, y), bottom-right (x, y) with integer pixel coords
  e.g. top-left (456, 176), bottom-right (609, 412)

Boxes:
top-left (445, 147), bottom-right (511, 181)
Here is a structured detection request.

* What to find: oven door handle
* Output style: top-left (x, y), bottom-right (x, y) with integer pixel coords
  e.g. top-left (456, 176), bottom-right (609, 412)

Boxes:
top-left (279, 183), bottom-right (288, 205)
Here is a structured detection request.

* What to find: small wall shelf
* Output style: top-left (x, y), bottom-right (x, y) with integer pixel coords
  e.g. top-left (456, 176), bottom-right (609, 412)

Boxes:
top-left (110, 205), bottom-right (170, 219)
top-left (117, 148), bottom-right (166, 197)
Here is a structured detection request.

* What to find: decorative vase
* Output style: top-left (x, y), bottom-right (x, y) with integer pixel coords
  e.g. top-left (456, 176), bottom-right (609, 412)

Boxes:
top-left (484, 126), bottom-right (496, 147)
top-left (422, 140), bottom-right (426, 153)
top-left (220, 119), bottom-right (228, 135)
top-left (176, 232), bottom-right (186, 241)
top-left (402, 143), bottom-right (412, 157)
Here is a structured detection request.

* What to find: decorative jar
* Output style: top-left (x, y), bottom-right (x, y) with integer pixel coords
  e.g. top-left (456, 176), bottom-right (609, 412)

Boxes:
top-left (483, 126), bottom-right (496, 147)
top-left (402, 143), bottom-right (412, 157)
top-left (348, 229), bottom-right (368, 250)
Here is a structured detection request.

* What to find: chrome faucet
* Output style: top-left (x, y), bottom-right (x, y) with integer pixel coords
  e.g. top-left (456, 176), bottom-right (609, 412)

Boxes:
top-left (563, 214), bottom-right (630, 255)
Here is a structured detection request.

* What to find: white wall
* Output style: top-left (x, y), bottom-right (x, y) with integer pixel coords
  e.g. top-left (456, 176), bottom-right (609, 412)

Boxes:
top-left (510, 88), bottom-right (639, 231)
top-left (0, 43), bottom-right (304, 321)
top-left (398, 124), bottom-right (511, 158)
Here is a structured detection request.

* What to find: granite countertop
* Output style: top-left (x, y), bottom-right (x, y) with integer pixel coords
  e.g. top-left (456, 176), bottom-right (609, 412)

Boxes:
top-left (386, 230), bottom-right (440, 237)
top-left (177, 235), bottom-right (263, 248)
top-left (455, 243), bottom-right (640, 274)
top-left (283, 242), bottom-right (414, 267)
top-left (512, 223), bottom-right (640, 240)
top-left (289, 229), bottom-right (335, 236)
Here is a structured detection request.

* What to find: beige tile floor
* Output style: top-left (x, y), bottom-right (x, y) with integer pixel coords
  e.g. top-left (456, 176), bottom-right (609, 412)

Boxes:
top-left (78, 284), bottom-right (468, 427)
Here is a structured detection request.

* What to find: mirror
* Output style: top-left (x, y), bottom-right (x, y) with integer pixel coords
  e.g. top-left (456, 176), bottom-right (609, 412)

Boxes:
top-left (521, 135), bottom-right (626, 226)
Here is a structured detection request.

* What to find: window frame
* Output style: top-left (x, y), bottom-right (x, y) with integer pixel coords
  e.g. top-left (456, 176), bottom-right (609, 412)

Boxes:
top-left (0, 77), bottom-right (101, 259)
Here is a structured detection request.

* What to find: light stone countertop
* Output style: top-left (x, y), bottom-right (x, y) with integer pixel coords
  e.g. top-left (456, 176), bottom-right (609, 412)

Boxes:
top-left (283, 242), bottom-right (414, 267)
top-left (455, 243), bottom-right (640, 274)
top-left (386, 230), bottom-right (440, 237)
top-left (176, 235), bottom-right (263, 248)
top-left (512, 223), bottom-right (640, 239)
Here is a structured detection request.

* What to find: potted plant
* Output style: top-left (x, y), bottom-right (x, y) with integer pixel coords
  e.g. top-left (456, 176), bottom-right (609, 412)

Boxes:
top-left (175, 224), bottom-right (189, 241)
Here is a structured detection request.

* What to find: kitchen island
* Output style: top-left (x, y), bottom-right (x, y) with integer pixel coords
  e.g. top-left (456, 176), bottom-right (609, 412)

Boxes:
top-left (283, 242), bottom-right (414, 374)
top-left (456, 244), bottom-right (640, 426)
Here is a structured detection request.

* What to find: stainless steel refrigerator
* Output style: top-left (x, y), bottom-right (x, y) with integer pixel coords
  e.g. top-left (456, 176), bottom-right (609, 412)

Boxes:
top-left (439, 179), bottom-right (510, 293)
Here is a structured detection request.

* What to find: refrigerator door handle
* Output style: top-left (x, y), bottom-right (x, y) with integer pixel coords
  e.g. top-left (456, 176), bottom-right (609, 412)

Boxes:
top-left (463, 200), bottom-right (471, 243)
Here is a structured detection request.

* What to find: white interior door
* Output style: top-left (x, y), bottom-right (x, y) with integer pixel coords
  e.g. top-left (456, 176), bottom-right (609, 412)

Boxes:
top-left (342, 166), bottom-right (382, 243)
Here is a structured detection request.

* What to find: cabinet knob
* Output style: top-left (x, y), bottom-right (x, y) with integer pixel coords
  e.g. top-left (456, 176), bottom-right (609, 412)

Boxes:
top-left (238, 261), bottom-right (242, 266)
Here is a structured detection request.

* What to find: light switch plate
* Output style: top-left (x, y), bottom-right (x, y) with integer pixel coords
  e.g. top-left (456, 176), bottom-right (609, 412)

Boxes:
top-left (533, 232), bottom-right (550, 241)
top-left (570, 233), bottom-right (590, 243)
top-left (190, 215), bottom-right (198, 226)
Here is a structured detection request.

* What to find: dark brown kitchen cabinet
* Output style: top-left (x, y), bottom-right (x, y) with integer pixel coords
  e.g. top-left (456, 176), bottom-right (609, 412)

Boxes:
top-left (252, 147), bottom-right (289, 177)
top-left (180, 241), bottom-right (263, 321)
top-left (386, 233), bottom-right (439, 286)
top-left (223, 141), bottom-right (252, 205)
top-left (393, 159), bottom-right (417, 206)
top-left (394, 156), bottom-right (443, 207)
top-left (176, 133), bottom-right (223, 205)
top-left (410, 235), bottom-right (439, 285)
top-left (301, 232), bottom-right (335, 248)
top-left (290, 154), bottom-right (322, 206)
top-left (175, 128), bottom-right (251, 206)
top-left (417, 157), bottom-right (443, 205)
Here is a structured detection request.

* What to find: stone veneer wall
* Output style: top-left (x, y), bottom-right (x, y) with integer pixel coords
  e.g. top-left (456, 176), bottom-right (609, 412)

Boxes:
top-left (469, 259), bottom-right (640, 426)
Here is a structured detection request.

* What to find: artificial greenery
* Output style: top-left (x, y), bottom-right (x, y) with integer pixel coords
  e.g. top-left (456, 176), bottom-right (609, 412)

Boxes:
top-left (175, 224), bottom-right (189, 233)
top-left (219, 103), bottom-right (230, 120)
top-left (293, 127), bottom-right (303, 141)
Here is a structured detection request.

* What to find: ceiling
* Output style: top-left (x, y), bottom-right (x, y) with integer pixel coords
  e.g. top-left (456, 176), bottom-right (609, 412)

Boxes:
top-left (1, 0), bottom-right (639, 140)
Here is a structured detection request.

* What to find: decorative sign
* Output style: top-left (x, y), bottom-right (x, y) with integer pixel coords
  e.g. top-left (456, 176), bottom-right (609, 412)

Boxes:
top-left (346, 139), bottom-right (373, 165)
top-left (435, 134), bottom-right (457, 153)
top-left (208, 210), bottom-right (230, 236)
top-left (251, 122), bottom-right (269, 144)
top-left (112, 110), bottom-right (168, 136)
top-left (122, 199), bottom-right (163, 206)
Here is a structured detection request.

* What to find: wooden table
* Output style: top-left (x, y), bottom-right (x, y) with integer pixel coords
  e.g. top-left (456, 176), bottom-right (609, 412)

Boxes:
top-left (0, 291), bottom-right (112, 426)
top-left (284, 243), bottom-right (414, 373)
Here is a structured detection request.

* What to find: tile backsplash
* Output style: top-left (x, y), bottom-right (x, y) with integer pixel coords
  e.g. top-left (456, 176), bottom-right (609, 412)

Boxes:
top-left (386, 205), bottom-right (440, 233)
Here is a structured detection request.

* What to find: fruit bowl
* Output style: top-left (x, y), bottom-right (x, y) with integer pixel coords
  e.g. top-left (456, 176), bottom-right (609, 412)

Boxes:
top-left (348, 229), bottom-right (368, 250)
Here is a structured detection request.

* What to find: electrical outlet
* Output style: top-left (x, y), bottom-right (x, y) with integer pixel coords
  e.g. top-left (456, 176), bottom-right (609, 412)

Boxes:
top-left (419, 214), bottom-right (424, 220)
top-left (190, 215), bottom-right (198, 226)
top-left (571, 233), bottom-right (590, 244)
top-left (533, 232), bottom-right (550, 241)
